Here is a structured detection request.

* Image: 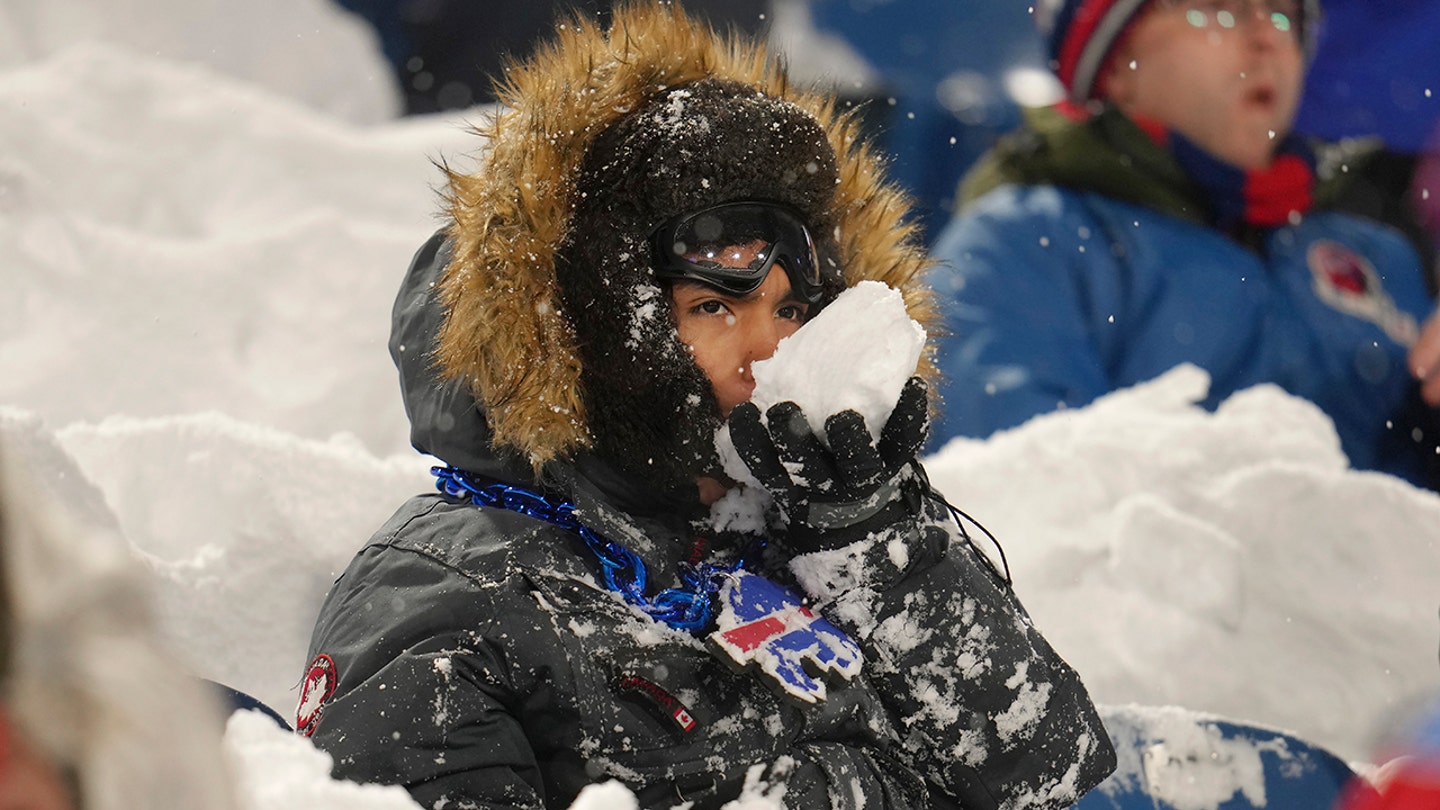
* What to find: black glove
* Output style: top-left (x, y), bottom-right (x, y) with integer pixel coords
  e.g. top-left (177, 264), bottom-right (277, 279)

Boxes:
top-left (726, 377), bottom-right (930, 552)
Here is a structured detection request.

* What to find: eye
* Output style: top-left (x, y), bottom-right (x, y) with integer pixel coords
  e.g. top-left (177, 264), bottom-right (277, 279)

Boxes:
top-left (777, 303), bottom-right (809, 322)
top-left (694, 299), bottom-right (730, 316)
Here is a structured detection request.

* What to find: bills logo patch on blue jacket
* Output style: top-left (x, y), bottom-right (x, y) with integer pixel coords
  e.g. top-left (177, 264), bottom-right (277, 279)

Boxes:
top-left (709, 571), bottom-right (862, 703)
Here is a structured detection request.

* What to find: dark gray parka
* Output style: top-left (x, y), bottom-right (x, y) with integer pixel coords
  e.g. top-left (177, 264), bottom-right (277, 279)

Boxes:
top-left (300, 233), bottom-right (1115, 810)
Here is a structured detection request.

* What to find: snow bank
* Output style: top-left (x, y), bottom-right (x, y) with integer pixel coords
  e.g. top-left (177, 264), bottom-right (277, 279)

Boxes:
top-left (0, 0), bottom-right (400, 122)
top-left (925, 365), bottom-right (1440, 762)
top-left (0, 42), bottom-right (479, 458)
top-left (54, 412), bottom-right (433, 716)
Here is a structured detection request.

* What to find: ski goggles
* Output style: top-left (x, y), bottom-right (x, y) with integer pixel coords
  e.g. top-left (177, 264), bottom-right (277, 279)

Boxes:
top-left (649, 201), bottom-right (829, 303)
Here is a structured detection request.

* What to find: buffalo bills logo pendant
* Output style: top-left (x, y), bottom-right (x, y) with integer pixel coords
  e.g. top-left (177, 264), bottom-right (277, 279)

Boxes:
top-left (708, 571), bottom-right (861, 704)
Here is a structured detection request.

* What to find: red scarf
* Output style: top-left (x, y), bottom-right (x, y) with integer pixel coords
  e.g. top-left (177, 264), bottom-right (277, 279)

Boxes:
top-left (1133, 111), bottom-right (1317, 230)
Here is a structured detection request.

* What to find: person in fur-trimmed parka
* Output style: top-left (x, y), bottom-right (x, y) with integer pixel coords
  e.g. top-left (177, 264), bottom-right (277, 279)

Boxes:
top-left (298, 4), bottom-right (1115, 808)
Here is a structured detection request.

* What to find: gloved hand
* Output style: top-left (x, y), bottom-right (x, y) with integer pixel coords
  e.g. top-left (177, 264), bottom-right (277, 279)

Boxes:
top-left (726, 377), bottom-right (930, 552)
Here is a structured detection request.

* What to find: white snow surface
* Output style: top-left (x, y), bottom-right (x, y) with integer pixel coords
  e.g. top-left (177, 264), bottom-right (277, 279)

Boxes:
top-left (924, 365), bottom-right (1440, 766)
top-left (0, 0), bottom-right (400, 123)
top-left (2, 6), bottom-right (1438, 808)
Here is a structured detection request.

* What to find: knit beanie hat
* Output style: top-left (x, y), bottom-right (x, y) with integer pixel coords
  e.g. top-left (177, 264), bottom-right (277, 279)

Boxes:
top-left (1034, 0), bottom-right (1322, 105)
top-left (556, 76), bottom-right (842, 496)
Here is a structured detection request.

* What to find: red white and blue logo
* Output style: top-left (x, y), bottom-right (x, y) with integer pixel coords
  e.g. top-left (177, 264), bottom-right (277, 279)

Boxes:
top-left (1308, 239), bottom-right (1419, 346)
top-left (709, 571), bottom-right (862, 704)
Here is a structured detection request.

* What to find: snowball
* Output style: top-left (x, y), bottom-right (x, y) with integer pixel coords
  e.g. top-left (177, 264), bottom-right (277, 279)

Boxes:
top-left (750, 280), bottom-right (925, 441)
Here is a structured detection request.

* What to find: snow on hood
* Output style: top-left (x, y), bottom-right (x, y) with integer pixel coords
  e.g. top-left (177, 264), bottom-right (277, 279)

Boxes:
top-left (431, 3), bottom-right (937, 475)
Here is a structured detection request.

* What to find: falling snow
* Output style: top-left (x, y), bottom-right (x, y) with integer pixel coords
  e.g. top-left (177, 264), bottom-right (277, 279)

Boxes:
top-left (3, 3), bottom-right (1439, 808)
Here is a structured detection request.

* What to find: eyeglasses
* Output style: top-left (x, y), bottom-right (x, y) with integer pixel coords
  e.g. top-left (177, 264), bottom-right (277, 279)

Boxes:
top-left (1157, 0), bottom-right (1301, 34)
top-left (650, 201), bottom-right (830, 304)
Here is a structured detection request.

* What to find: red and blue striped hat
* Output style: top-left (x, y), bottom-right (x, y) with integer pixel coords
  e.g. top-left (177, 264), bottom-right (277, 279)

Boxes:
top-left (1034, 0), bottom-right (1322, 105)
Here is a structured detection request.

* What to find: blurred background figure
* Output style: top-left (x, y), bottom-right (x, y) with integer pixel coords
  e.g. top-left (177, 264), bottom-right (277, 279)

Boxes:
top-left (785, 0), bottom-right (1440, 250)
top-left (330, 0), bottom-right (1439, 250)
top-left (1294, 1), bottom-right (1440, 153)
top-left (916, 0), bottom-right (1440, 491)
top-left (771, 0), bottom-right (1060, 241)
top-left (332, 0), bottom-right (766, 113)
top-left (1292, 0), bottom-right (1440, 279)
top-left (0, 431), bottom-right (237, 810)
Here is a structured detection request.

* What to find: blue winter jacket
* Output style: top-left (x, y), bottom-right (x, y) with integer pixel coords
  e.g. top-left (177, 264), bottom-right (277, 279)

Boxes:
top-left (928, 120), bottom-right (1439, 488)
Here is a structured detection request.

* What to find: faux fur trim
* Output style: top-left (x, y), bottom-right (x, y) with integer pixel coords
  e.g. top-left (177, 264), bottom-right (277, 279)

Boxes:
top-left (437, 0), bottom-right (936, 472)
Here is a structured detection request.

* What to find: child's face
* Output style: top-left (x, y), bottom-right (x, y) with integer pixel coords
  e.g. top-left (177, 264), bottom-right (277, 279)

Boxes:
top-left (670, 263), bottom-right (809, 418)
top-left (1104, 0), bottom-right (1304, 169)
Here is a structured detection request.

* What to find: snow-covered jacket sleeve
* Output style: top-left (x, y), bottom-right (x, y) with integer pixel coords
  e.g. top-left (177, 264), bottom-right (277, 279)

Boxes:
top-left (785, 484), bottom-right (1117, 809)
top-left (926, 185), bottom-right (1121, 445)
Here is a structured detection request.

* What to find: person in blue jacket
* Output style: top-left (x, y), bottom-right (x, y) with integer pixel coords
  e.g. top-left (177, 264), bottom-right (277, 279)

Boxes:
top-left (927, 0), bottom-right (1440, 489)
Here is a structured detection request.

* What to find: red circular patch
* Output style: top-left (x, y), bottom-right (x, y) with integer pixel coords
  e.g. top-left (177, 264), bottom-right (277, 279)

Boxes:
top-left (295, 654), bottom-right (338, 737)
top-left (1313, 241), bottom-right (1370, 297)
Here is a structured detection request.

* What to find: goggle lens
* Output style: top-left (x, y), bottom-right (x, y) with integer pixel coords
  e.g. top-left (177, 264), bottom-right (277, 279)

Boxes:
top-left (651, 202), bottom-right (826, 302)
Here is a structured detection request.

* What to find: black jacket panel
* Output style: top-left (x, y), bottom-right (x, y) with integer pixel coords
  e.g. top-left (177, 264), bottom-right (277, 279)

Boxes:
top-left (306, 494), bottom-right (929, 809)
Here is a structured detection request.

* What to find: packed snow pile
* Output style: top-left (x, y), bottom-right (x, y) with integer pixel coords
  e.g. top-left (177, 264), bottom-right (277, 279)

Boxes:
top-left (0, 0), bottom-right (399, 122)
top-left (226, 710), bottom-right (421, 810)
top-left (0, 42), bottom-right (477, 458)
top-left (54, 411), bottom-right (435, 716)
top-left (3, 4), bottom-right (1440, 808)
top-left (925, 365), bottom-right (1440, 762)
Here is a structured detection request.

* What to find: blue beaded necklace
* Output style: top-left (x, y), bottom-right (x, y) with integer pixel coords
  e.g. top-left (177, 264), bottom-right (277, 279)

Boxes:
top-left (433, 466), bottom-right (749, 633)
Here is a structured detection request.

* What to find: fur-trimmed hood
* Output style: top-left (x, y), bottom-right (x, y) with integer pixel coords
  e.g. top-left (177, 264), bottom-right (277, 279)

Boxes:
top-left (429, 1), bottom-right (936, 488)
